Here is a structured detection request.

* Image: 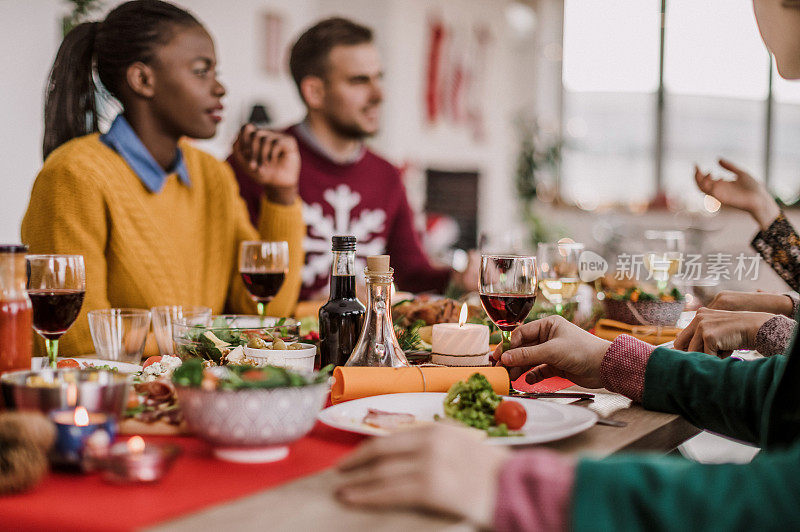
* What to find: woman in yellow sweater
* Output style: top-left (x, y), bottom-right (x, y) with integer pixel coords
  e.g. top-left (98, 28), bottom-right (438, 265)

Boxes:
top-left (22, 0), bottom-right (305, 356)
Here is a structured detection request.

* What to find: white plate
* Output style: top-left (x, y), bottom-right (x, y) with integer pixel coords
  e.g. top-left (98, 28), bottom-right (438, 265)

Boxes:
top-left (32, 357), bottom-right (142, 374)
top-left (318, 393), bottom-right (597, 445)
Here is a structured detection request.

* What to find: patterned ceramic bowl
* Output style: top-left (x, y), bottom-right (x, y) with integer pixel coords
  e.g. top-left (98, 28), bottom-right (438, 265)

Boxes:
top-left (602, 299), bottom-right (685, 327)
top-left (175, 382), bottom-right (329, 463)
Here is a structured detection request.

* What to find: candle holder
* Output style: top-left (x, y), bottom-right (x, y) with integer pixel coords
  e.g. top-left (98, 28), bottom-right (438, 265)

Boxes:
top-left (100, 436), bottom-right (181, 484)
top-left (49, 407), bottom-right (115, 471)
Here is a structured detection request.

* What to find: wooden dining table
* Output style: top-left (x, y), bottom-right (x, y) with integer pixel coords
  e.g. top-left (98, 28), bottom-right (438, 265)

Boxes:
top-left (148, 386), bottom-right (701, 532)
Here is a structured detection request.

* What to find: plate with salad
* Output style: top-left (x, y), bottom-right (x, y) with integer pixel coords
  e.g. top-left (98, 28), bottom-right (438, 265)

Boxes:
top-left (318, 374), bottom-right (597, 445)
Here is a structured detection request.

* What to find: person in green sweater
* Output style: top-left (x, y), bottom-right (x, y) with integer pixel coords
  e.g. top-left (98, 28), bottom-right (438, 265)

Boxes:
top-left (335, 1), bottom-right (800, 530)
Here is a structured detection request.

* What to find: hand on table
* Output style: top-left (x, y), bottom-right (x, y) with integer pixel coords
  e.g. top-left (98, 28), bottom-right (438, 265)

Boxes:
top-left (492, 315), bottom-right (611, 389)
top-left (694, 159), bottom-right (779, 230)
top-left (232, 124), bottom-right (300, 205)
top-left (673, 307), bottom-right (774, 357)
top-left (707, 290), bottom-right (794, 317)
top-left (336, 423), bottom-right (510, 528)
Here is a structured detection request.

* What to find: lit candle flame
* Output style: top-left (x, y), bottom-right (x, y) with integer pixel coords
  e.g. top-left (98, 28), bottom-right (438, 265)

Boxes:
top-left (458, 303), bottom-right (468, 327)
top-left (128, 435), bottom-right (146, 454)
top-left (74, 406), bottom-right (89, 427)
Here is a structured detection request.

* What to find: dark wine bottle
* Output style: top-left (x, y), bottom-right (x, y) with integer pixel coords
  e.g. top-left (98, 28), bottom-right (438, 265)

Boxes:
top-left (319, 236), bottom-right (365, 367)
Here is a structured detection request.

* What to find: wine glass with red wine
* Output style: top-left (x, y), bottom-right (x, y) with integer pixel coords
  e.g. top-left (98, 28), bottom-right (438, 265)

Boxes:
top-left (239, 241), bottom-right (289, 318)
top-left (479, 254), bottom-right (538, 353)
top-left (26, 255), bottom-right (86, 368)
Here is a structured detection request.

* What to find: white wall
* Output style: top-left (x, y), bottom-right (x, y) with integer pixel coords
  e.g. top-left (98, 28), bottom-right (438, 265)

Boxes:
top-left (0, 0), bottom-right (537, 247)
top-left (0, 0), bottom-right (62, 242)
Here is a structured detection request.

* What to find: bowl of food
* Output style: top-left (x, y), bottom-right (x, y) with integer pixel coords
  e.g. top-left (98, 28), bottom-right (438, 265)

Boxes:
top-left (0, 368), bottom-right (131, 417)
top-left (243, 339), bottom-right (317, 372)
top-left (172, 359), bottom-right (330, 463)
top-left (172, 315), bottom-right (300, 363)
top-left (602, 287), bottom-right (685, 326)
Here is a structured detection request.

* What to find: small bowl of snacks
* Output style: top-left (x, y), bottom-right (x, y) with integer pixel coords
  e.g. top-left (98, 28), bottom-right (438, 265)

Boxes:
top-left (172, 315), bottom-right (300, 364)
top-left (0, 368), bottom-right (131, 417)
top-left (602, 286), bottom-right (685, 327)
top-left (243, 338), bottom-right (317, 372)
top-left (173, 359), bottom-right (330, 463)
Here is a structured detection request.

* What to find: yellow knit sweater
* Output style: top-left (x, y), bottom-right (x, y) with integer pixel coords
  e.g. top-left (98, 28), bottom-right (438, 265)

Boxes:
top-left (21, 134), bottom-right (305, 356)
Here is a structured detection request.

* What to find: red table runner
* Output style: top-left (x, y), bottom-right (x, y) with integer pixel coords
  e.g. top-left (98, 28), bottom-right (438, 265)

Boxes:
top-left (0, 423), bottom-right (363, 532)
top-left (0, 374), bottom-right (571, 531)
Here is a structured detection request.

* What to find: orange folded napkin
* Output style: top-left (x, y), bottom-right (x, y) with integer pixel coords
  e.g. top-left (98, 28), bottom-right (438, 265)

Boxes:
top-left (594, 318), bottom-right (682, 345)
top-left (331, 366), bottom-right (510, 404)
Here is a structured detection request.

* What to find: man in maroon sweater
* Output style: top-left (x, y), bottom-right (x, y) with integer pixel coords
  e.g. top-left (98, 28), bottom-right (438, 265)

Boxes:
top-left (228, 18), bottom-right (474, 300)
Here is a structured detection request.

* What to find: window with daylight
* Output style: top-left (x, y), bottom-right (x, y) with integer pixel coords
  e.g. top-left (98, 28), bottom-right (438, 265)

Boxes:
top-left (560, 0), bottom-right (798, 211)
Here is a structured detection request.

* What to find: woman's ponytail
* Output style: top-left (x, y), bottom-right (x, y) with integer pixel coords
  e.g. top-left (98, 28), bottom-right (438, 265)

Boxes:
top-left (42, 21), bottom-right (100, 160)
top-left (42, 2), bottom-right (202, 159)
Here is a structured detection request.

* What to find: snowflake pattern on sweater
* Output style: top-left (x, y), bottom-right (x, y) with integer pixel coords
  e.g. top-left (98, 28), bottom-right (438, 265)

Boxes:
top-left (302, 183), bottom-right (387, 293)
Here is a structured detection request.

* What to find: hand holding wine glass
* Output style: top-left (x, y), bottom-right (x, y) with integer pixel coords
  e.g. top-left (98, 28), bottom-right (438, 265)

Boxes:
top-left (239, 241), bottom-right (289, 318)
top-left (26, 255), bottom-right (86, 368)
top-left (479, 254), bottom-right (538, 353)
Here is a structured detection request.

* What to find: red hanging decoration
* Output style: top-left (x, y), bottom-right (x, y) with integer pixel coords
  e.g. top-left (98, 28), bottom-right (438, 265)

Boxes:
top-left (425, 19), bottom-right (446, 124)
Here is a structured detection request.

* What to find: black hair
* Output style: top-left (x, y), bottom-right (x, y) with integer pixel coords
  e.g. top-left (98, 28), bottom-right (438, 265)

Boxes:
top-left (42, 0), bottom-right (201, 159)
top-left (289, 17), bottom-right (373, 100)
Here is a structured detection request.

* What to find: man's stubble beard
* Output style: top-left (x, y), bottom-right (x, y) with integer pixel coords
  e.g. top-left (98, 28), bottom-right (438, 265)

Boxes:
top-left (325, 111), bottom-right (378, 141)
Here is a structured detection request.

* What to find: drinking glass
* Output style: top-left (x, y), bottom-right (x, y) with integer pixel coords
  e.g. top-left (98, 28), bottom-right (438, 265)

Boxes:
top-left (479, 255), bottom-right (538, 353)
top-left (151, 305), bottom-right (212, 355)
top-left (643, 230), bottom-right (685, 291)
top-left (239, 241), bottom-right (289, 317)
top-left (537, 242), bottom-right (583, 315)
top-left (26, 254), bottom-right (86, 369)
top-left (88, 308), bottom-right (151, 364)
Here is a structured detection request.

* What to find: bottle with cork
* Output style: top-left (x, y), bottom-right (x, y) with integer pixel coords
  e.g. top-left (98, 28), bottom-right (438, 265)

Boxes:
top-left (318, 236), bottom-right (365, 367)
top-left (345, 255), bottom-right (409, 367)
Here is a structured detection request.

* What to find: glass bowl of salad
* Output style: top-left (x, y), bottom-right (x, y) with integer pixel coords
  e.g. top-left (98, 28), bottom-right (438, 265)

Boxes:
top-left (172, 359), bottom-right (330, 462)
top-left (172, 315), bottom-right (300, 363)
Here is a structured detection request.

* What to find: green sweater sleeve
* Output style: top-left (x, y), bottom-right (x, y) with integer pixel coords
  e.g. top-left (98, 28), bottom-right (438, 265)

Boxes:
top-left (573, 443), bottom-right (800, 531)
top-left (642, 347), bottom-right (787, 445)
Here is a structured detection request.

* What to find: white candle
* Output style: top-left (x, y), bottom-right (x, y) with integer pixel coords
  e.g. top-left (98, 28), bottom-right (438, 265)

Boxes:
top-left (431, 304), bottom-right (490, 355)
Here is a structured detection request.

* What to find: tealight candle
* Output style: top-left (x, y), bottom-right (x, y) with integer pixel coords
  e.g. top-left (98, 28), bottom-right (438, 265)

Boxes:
top-left (50, 406), bottom-right (115, 471)
top-left (431, 304), bottom-right (491, 366)
top-left (102, 436), bottom-right (180, 484)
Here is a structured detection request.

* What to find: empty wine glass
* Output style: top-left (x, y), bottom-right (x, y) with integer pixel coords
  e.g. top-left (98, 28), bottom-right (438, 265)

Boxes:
top-left (537, 242), bottom-right (584, 315)
top-left (26, 255), bottom-right (86, 368)
top-left (239, 241), bottom-right (289, 317)
top-left (479, 255), bottom-right (538, 353)
top-left (644, 230), bottom-right (685, 291)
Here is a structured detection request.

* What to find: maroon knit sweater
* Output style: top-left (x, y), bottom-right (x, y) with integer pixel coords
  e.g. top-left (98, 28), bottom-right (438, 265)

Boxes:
top-left (227, 124), bottom-right (451, 299)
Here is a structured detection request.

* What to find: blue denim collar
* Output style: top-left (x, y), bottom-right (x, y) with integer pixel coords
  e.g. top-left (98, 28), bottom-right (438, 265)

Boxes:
top-left (100, 114), bottom-right (190, 192)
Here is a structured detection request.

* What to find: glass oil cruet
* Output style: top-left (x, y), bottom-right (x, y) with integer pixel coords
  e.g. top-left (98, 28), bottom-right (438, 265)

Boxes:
top-left (345, 255), bottom-right (409, 367)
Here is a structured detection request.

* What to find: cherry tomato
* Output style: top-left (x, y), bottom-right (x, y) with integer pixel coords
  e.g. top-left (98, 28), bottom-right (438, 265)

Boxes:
top-left (142, 356), bottom-right (163, 369)
top-left (241, 369), bottom-right (266, 382)
top-left (56, 359), bottom-right (80, 369)
top-left (494, 400), bottom-right (527, 430)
